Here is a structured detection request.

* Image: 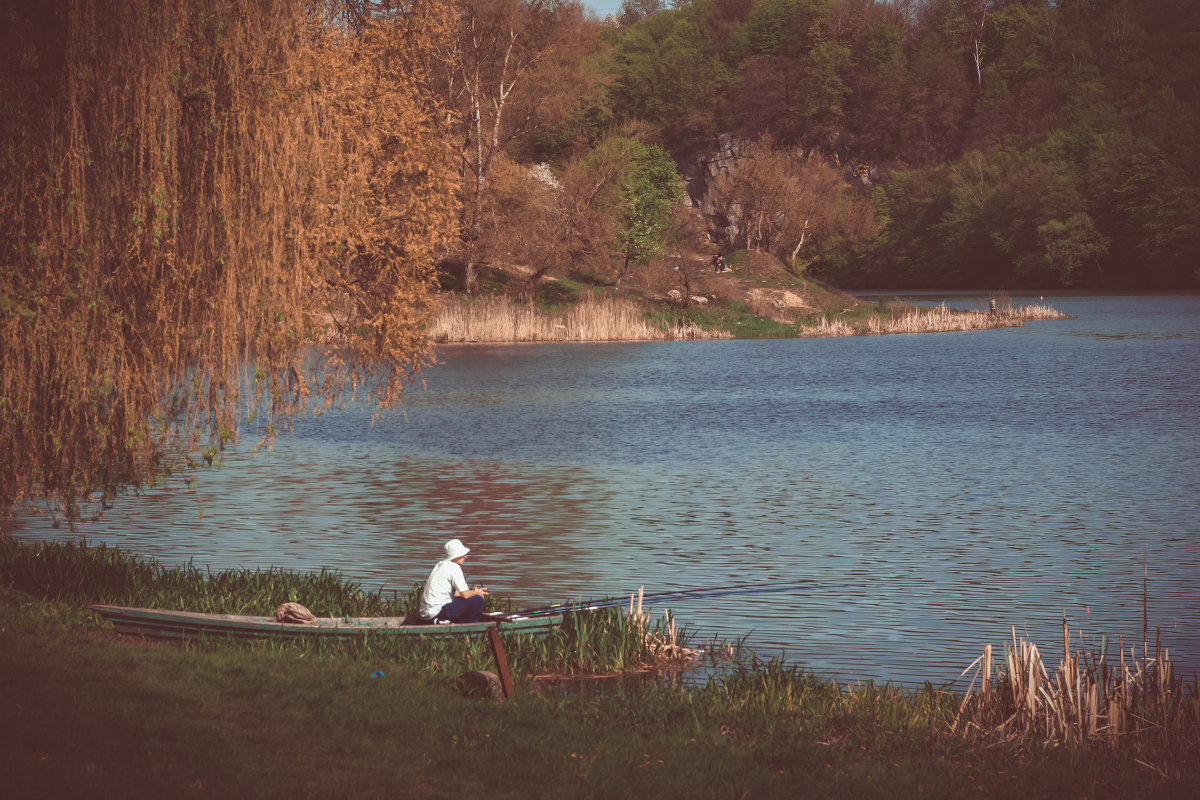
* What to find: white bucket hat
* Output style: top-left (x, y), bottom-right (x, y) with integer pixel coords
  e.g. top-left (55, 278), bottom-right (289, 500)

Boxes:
top-left (444, 539), bottom-right (470, 560)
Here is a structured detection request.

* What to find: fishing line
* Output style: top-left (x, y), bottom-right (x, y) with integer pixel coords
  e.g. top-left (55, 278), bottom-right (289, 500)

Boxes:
top-left (511, 579), bottom-right (865, 618)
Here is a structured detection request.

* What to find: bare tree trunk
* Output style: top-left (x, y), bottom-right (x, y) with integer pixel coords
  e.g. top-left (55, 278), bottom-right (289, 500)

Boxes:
top-left (615, 251), bottom-right (631, 287)
top-left (455, 4), bottom-right (524, 295)
top-left (790, 216), bottom-right (810, 262)
top-left (966, 0), bottom-right (988, 88)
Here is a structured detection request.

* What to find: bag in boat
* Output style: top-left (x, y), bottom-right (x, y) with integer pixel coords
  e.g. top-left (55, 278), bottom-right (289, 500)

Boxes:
top-left (274, 602), bottom-right (316, 624)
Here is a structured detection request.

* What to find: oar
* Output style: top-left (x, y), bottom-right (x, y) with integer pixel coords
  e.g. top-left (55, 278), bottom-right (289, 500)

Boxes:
top-left (511, 579), bottom-right (862, 618)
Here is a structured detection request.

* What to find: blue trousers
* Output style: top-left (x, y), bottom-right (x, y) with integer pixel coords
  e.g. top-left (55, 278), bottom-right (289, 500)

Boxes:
top-left (435, 594), bottom-right (485, 623)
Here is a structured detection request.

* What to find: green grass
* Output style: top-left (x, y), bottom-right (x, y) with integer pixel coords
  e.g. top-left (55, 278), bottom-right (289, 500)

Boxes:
top-left (533, 278), bottom-right (582, 311)
top-left (3, 588), bottom-right (1195, 799)
top-left (3, 539), bottom-right (1197, 798)
top-left (0, 536), bottom-right (411, 617)
top-left (0, 538), bottom-right (687, 677)
top-left (648, 302), bottom-right (796, 339)
top-left (721, 249), bottom-right (752, 271)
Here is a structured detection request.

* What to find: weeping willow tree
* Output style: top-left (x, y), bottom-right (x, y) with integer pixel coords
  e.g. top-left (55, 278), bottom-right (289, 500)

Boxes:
top-left (0, 0), bottom-right (459, 521)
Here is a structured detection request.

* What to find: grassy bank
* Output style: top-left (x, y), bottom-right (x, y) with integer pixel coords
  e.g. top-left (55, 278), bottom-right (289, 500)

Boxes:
top-left (4, 588), bottom-right (1196, 799)
top-left (2, 540), bottom-right (1196, 798)
top-left (427, 279), bottom-right (1068, 343)
top-left (0, 538), bottom-right (688, 678)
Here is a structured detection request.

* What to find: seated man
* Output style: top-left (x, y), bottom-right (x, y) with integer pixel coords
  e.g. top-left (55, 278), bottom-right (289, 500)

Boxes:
top-left (419, 539), bottom-right (489, 624)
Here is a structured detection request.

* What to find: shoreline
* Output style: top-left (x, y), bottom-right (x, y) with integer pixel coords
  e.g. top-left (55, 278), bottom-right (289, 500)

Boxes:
top-left (426, 292), bottom-right (1068, 345)
top-left (3, 582), bottom-right (1196, 799)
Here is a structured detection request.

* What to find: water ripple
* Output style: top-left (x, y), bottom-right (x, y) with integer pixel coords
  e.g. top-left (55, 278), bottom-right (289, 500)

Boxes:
top-left (6, 294), bottom-right (1199, 686)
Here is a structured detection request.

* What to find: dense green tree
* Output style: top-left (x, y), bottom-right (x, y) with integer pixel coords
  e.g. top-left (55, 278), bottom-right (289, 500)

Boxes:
top-left (834, 0), bottom-right (1200, 288)
top-left (612, 141), bottom-right (686, 284)
top-left (727, 0), bottom-right (827, 63)
top-left (581, 136), bottom-right (684, 284)
top-left (610, 6), bottom-right (732, 144)
top-left (1031, 213), bottom-right (1109, 286)
top-left (618, 0), bottom-right (664, 26)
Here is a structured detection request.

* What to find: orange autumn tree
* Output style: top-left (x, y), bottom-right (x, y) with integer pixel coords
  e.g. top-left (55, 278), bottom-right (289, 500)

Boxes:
top-left (0, 0), bottom-right (458, 522)
top-left (708, 139), bottom-right (875, 272)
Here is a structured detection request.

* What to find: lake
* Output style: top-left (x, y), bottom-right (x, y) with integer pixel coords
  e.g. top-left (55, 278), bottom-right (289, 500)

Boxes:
top-left (6, 292), bottom-right (1199, 686)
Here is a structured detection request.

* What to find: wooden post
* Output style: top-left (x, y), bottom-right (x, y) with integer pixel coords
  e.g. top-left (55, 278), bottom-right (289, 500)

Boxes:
top-left (486, 624), bottom-right (514, 700)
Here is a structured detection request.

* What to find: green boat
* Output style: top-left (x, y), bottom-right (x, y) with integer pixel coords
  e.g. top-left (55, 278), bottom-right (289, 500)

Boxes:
top-left (86, 603), bottom-right (563, 642)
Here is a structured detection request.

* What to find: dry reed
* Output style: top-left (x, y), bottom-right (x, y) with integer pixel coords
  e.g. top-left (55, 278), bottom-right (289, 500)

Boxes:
top-left (952, 622), bottom-right (1199, 771)
top-left (1013, 303), bottom-right (1069, 320)
top-left (428, 295), bottom-right (732, 342)
top-left (797, 317), bottom-right (856, 337)
top-left (799, 302), bottom-right (1067, 337)
top-left (627, 586), bottom-right (696, 663)
top-left (866, 304), bottom-right (1025, 334)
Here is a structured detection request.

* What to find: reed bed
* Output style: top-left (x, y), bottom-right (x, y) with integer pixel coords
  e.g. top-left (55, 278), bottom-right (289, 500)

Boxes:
top-left (865, 304), bottom-right (1025, 334)
top-left (952, 623), bottom-right (1199, 773)
top-left (428, 294), bottom-right (731, 342)
top-left (7, 588), bottom-right (1194, 800)
top-left (799, 302), bottom-right (1067, 337)
top-left (796, 317), bottom-right (856, 337)
top-left (1014, 303), bottom-right (1070, 320)
top-left (429, 294), bottom-right (1062, 343)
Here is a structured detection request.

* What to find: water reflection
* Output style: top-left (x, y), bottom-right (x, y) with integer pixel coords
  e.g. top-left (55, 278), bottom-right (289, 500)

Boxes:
top-left (5, 294), bottom-right (1199, 687)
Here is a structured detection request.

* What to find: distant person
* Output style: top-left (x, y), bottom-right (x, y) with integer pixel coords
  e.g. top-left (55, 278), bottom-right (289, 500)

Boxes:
top-left (419, 539), bottom-right (489, 624)
top-left (988, 296), bottom-right (997, 314)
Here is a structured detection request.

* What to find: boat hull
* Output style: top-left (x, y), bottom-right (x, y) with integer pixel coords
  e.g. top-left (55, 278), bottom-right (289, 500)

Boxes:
top-left (86, 604), bottom-right (562, 642)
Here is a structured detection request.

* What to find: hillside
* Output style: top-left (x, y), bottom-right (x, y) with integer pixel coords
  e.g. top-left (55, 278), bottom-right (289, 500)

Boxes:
top-left (443, 247), bottom-right (861, 326)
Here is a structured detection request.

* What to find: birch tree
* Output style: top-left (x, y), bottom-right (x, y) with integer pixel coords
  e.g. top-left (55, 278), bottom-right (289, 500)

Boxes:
top-left (438, 0), bottom-right (594, 292)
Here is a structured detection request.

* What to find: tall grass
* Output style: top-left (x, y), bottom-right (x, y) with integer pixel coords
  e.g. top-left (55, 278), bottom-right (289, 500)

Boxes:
top-left (952, 623), bottom-right (1199, 776)
top-left (1015, 303), bottom-right (1069, 320)
top-left (797, 317), bottom-right (856, 337)
top-left (431, 294), bottom-right (1065, 343)
top-left (0, 538), bottom-right (692, 678)
top-left (680, 659), bottom-right (958, 742)
top-left (510, 588), bottom-right (694, 677)
top-left (0, 537), bottom-right (407, 617)
top-left (504, 606), bottom-right (693, 678)
top-left (799, 302), bottom-right (1068, 337)
top-left (428, 294), bottom-right (731, 342)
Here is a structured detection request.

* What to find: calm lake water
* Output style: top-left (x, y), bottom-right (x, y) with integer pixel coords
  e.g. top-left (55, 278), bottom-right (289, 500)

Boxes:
top-left (7, 292), bottom-right (1199, 686)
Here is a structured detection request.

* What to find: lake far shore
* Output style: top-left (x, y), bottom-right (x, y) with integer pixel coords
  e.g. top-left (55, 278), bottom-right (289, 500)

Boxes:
top-left (422, 250), bottom-right (1069, 344)
top-left (426, 292), bottom-right (1067, 344)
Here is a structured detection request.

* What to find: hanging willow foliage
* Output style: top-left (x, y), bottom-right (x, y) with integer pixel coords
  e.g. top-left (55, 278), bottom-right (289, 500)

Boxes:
top-left (0, 0), bottom-right (459, 521)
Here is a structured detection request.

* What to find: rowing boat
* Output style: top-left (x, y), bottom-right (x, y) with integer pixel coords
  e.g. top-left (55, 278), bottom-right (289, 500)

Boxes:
top-left (85, 603), bottom-right (563, 642)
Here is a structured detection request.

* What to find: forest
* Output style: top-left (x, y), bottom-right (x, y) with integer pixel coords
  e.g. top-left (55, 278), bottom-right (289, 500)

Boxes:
top-left (2, 0), bottom-right (1198, 515)
top-left (571, 0), bottom-right (1200, 290)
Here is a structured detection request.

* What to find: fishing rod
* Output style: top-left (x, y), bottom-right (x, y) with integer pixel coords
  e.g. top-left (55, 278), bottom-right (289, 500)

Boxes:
top-left (508, 579), bottom-right (864, 619)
